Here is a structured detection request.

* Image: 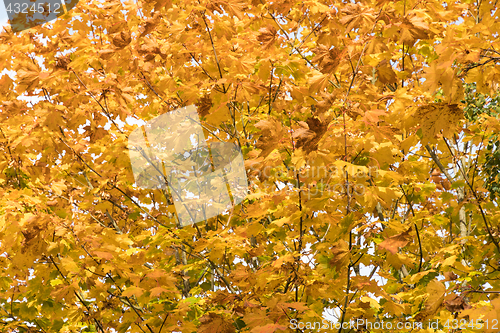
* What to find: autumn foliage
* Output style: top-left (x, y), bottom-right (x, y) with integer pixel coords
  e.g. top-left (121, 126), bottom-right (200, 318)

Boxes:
top-left (0, 0), bottom-right (500, 332)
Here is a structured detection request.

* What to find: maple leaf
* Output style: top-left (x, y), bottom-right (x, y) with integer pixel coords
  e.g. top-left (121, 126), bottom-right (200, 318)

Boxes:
top-left (122, 286), bottom-right (145, 298)
top-left (415, 280), bottom-right (446, 321)
top-left (55, 55), bottom-right (71, 70)
top-left (108, 20), bottom-right (128, 35)
top-left (112, 31), bottom-right (132, 49)
top-left (308, 71), bottom-right (331, 92)
top-left (257, 26), bottom-right (278, 49)
top-left (344, 103), bottom-right (364, 120)
top-left (93, 251), bottom-right (114, 260)
top-left (255, 119), bottom-right (287, 157)
top-left (198, 313), bottom-right (235, 333)
top-left (443, 271), bottom-right (458, 281)
top-left (415, 103), bottom-right (463, 144)
top-left (140, 13), bottom-right (161, 37)
top-left (397, 13), bottom-right (431, 45)
top-left (316, 92), bottom-right (336, 113)
top-left (250, 323), bottom-right (288, 333)
top-left (376, 59), bottom-right (397, 85)
top-left (292, 116), bottom-right (329, 153)
top-left (329, 240), bottom-right (350, 271)
top-left (219, 0), bottom-right (248, 20)
top-left (340, 3), bottom-right (376, 32)
top-left (196, 94), bottom-right (213, 117)
top-left (444, 294), bottom-right (469, 312)
top-left (311, 45), bottom-right (345, 73)
top-left (379, 227), bottom-right (412, 254)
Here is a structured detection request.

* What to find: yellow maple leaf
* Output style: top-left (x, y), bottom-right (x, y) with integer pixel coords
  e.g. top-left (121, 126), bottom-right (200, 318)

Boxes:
top-left (415, 103), bottom-right (463, 144)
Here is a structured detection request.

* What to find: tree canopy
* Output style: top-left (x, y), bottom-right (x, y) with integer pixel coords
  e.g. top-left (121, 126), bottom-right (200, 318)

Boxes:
top-left (0, 0), bottom-right (500, 332)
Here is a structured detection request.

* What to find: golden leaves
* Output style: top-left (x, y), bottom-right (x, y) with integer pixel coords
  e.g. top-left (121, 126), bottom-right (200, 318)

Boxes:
top-left (140, 14), bottom-right (161, 37)
top-left (308, 72), bottom-right (331, 93)
top-left (398, 14), bottom-right (430, 45)
top-left (470, 297), bottom-right (500, 333)
top-left (122, 286), bottom-right (145, 298)
top-left (198, 313), bottom-right (235, 333)
top-left (376, 59), bottom-right (397, 85)
top-left (19, 214), bottom-right (42, 244)
top-left (150, 286), bottom-right (170, 297)
top-left (414, 103), bottom-right (463, 144)
top-left (250, 323), bottom-right (288, 333)
top-left (17, 65), bottom-right (40, 88)
top-left (108, 20), bottom-right (128, 35)
top-left (329, 240), bottom-right (350, 271)
top-left (311, 45), bottom-right (345, 73)
top-left (340, 3), bottom-right (376, 33)
top-left (207, 0), bottom-right (247, 20)
top-left (414, 280), bottom-right (446, 321)
top-left (379, 227), bottom-right (412, 254)
top-left (1, 0), bottom-right (500, 331)
top-left (93, 251), bottom-right (114, 260)
top-left (366, 37), bottom-right (389, 55)
top-left (51, 181), bottom-right (67, 196)
top-left (422, 62), bottom-right (464, 103)
top-left (256, 26), bottom-right (278, 49)
top-left (254, 119), bottom-right (287, 157)
top-left (221, 0), bottom-right (248, 20)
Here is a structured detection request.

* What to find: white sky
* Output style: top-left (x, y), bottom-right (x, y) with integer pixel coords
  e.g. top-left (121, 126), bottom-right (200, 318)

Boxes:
top-left (0, 0), bottom-right (8, 28)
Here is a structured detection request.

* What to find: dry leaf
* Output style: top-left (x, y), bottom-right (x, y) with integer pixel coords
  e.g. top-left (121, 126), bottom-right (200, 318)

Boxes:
top-left (379, 227), bottom-right (412, 254)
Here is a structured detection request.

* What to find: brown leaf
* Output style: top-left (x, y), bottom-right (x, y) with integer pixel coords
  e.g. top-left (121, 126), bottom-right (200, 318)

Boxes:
top-left (379, 227), bottom-right (412, 254)
top-left (345, 104), bottom-right (364, 120)
top-left (112, 31), bottom-right (132, 49)
top-left (316, 92), bottom-right (336, 113)
top-left (55, 56), bottom-right (71, 70)
top-left (89, 128), bottom-right (107, 143)
top-left (444, 294), bottom-right (468, 313)
top-left (443, 271), bottom-right (458, 281)
top-left (99, 49), bottom-right (115, 60)
top-left (152, 0), bottom-right (170, 12)
top-left (195, 95), bottom-right (213, 117)
top-left (293, 116), bottom-right (329, 153)
top-left (138, 38), bottom-right (161, 55)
